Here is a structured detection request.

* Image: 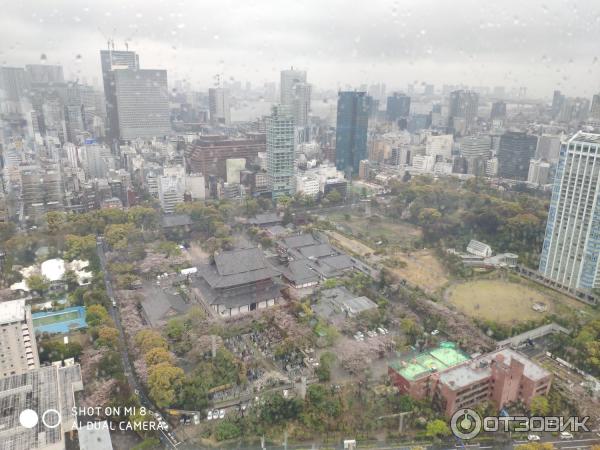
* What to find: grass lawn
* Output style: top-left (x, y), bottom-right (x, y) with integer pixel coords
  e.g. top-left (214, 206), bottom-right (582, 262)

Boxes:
top-left (385, 250), bottom-right (449, 294)
top-left (445, 278), bottom-right (582, 324)
top-left (327, 213), bottom-right (421, 247)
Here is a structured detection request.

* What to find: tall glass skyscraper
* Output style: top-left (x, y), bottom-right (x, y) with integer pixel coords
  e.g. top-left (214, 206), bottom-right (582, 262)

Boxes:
top-left (266, 105), bottom-right (296, 199)
top-left (100, 49), bottom-right (139, 143)
top-left (335, 91), bottom-right (369, 177)
top-left (539, 132), bottom-right (600, 291)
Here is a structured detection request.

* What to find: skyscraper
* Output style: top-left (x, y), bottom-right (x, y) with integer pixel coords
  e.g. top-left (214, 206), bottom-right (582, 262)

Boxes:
top-left (386, 92), bottom-right (411, 122)
top-left (335, 91), bottom-right (369, 177)
top-left (539, 132), bottom-right (600, 291)
top-left (25, 64), bottom-right (64, 84)
top-left (551, 90), bottom-right (565, 119)
top-left (280, 68), bottom-right (311, 141)
top-left (266, 105), bottom-right (295, 199)
top-left (280, 68), bottom-right (306, 106)
top-left (0, 67), bottom-right (29, 104)
top-left (112, 68), bottom-right (171, 140)
top-left (292, 82), bottom-right (311, 129)
top-left (490, 101), bottom-right (507, 120)
top-left (590, 94), bottom-right (600, 121)
top-left (100, 49), bottom-right (140, 143)
top-left (208, 87), bottom-right (231, 125)
top-left (461, 134), bottom-right (491, 176)
top-left (497, 131), bottom-right (538, 180)
top-left (449, 90), bottom-right (479, 134)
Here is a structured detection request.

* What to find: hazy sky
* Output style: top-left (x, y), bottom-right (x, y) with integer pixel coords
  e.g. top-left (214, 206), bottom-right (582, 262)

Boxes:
top-left (2, 0), bottom-right (600, 98)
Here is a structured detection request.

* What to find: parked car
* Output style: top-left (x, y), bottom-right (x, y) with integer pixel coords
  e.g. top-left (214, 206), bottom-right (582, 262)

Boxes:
top-left (560, 431), bottom-right (573, 440)
top-left (527, 434), bottom-right (540, 441)
top-left (207, 411), bottom-right (213, 420)
top-left (431, 329), bottom-right (440, 336)
top-left (219, 409), bottom-right (225, 419)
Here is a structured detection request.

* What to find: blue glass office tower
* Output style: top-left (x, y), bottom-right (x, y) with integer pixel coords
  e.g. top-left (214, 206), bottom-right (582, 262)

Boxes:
top-left (539, 132), bottom-right (600, 291)
top-left (335, 91), bottom-right (369, 177)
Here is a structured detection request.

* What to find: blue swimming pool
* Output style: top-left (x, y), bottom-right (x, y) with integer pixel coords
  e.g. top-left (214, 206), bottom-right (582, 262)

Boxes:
top-left (32, 306), bottom-right (87, 334)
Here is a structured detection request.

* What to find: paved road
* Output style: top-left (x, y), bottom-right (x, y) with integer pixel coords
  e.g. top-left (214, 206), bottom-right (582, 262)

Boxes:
top-left (96, 236), bottom-right (179, 449)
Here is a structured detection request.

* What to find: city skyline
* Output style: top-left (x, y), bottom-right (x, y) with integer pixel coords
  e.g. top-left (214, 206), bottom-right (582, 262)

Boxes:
top-left (2, 0), bottom-right (600, 98)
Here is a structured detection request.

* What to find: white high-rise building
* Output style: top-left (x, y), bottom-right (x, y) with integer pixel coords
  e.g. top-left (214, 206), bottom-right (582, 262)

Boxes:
top-left (539, 132), bottom-right (600, 291)
top-left (185, 173), bottom-right (205, 200)
top-left (226, 158), bottom-right (246, 184)
top-left (280, 68), bottom-right (311, 142)
top-left (425, 134), bottom-right (454, 160)
top-left (208, 87), bottom-right (231, 125)
top-left (295, 175), bottom-right (320, 198)
top-left (411, 155), bottom-right (436, 173)
top-left (266, 105), bottom-right (296, 199)
top-left (280, 68), bottom-right (306, 106)
top-left (527, 159), bottom-right (551, 185)
top-left (158, 170), bottom-right (185, 213)
top-left (485, 158), bottom-right (498, 177)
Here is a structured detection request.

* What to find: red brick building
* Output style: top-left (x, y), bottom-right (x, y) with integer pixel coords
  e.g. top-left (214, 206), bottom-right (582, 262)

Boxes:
top-left (389, 345), bottom-right (552, 416)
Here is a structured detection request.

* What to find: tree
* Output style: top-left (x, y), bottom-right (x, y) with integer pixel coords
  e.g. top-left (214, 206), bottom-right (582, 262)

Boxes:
top-left (64, 234), bottom-right (97, 261)
top-left (276, 195), bottom-right (292, 209)
top-left (529, 396), bottom-right (550, 416)
top-left (131, 438), bottom-right (161, 450)
top-left (98, 350), bottom-right (124, 378)
top-left (315, 352), bottom-right (335, 382)
top-left (325, 189), bottom-right (343, 204)
top-left (156, 241), bottom-right (181, 258)
top-left (214, 422), bottom-right (241, 441)
top-left (38, 340), bottom-right (82, 363)
top-left (46, 212), bottom-right (68, 234)
top-left (96, 326), bottom-right (120, 349)
top-left (260, 393), bottom-right (302, 425)
top-left (63, 270), bottom-right (79, 291)
top-left (135, 329), bottom-right (168, 354)
top-left (0, 222), bottom-right (16, 241)
top-left (128, 207), bottom-right (159, 231)
top-left (515, 444), bottom-right (555, 450)
top-left (145, 347), bottom-right (175, 367)
top-left (86, 304), bottom-right (111, 327)
top-left (26, 274), bottom-right (50, 294)
top-left (147, 362), bottom-right (185, 407)
top-left (105, 223), bottom-right (140, 250)
top-left (425, 419), bottom-right (451, 439)
top-left (165, 318), bottom-right (186, 341)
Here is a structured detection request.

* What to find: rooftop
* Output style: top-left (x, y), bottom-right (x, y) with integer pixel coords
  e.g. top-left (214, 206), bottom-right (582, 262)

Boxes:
top-left (0, 298), bottom-right (26, 325)
top-left (248, 212), bottom-right (281, 226)
top-left (283, 234), bottom-right (318, 249)
top-left (162, 213), bottom-right (193, 228)
top-left (390, 342), bottom-right (471, 381)
top-left (314, 287), bottom-right (378, 321)
top-left (40, 258), bottom-right (65, 282)
top-left (0, 364), bottom-right (82, 450)
top-left (439, 348), bottom-right (551, 390)
top-left (572, 131), bottom-right (600, 145)
top-left (78, 421), bottom-right (114, 450)
top-left (215, 248), bottom-right (267, 275)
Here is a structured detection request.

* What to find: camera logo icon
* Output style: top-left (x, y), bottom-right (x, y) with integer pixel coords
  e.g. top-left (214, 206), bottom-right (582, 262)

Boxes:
top-left (19, 409), bottom-right (62, 429)
top-left (450, 408), bottom-right (482, 440)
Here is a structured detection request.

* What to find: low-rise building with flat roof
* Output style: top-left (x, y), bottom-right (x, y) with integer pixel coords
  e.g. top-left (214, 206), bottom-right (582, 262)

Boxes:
top-left (388, 342), bottom-right (471, 401)
top-left (389, 343), bottom-right (552, 416)
top-left (0, 363), bottom-right (83, 450)
top-left (0, 299), bottom-right (39, 377)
